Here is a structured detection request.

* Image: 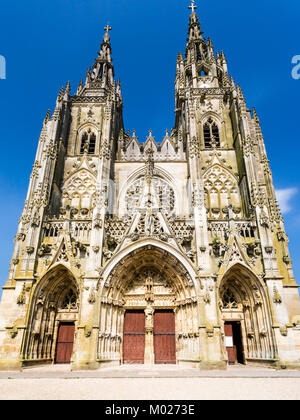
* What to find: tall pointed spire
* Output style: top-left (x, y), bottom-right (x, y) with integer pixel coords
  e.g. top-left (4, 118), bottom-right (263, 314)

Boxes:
top-left (75, 24), bottom-right (117, 97)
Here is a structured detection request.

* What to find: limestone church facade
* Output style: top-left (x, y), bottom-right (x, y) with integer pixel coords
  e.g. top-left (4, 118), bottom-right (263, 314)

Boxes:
top-left (1, 1), bottom-right (300, 371)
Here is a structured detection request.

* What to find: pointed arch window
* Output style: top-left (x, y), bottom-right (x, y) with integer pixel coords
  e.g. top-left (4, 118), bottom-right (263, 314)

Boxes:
top-left (196, 44), bottom-right (202, 61)
top-left (203, 118), bottom-right (220, 148)
top-left (80, 131), bottom-right (97, 154)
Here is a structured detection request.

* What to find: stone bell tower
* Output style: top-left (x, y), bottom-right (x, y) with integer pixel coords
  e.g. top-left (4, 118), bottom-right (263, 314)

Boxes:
top-left (0, 25), bottom-right (124, 370)
top-left (173, 0), bottom-right (300, 367)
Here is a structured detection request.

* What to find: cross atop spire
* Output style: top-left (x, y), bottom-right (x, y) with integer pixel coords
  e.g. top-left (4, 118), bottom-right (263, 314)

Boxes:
top-left (104, 24), bottom-right (112, 33)
top-left (103, 24), bottom-right (112, 44)
top-left (188, 0), bottom-right (197, 13)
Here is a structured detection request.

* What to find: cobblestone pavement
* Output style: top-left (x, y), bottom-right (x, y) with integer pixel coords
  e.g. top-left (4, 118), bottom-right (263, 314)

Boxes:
top-left (0, 365), bottom-right (300, 400)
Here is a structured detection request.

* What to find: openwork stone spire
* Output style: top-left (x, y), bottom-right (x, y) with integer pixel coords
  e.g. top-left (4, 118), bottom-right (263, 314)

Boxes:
top-left (187, 0), bottom-right (204, 42)
top-left (99, 24), bottom-right (112, 63)
top-left (74, 24), bottom-right (119, 98)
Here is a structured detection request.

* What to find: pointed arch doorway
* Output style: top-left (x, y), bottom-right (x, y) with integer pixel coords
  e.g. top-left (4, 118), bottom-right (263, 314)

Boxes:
top-left (219, 264), bottom-right (276, 366)
top-left (99, 245), bottom-right (199, 366)
top-left (22, 266), bottom-right (79, 366)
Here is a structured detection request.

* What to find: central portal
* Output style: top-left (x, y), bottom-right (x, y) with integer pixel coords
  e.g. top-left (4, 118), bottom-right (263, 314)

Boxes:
top-left (98, 245), bottom-right (199, 366)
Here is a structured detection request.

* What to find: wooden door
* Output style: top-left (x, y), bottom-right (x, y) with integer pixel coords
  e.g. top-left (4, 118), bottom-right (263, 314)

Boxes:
top-left (154, 310), bottom-right (176, 364)
top-left (123, 311), bottom-right (145, 364)
top-left (55, 323), bottom-right (75, 364)
top-left (224, 323), bottom-right (236, 365)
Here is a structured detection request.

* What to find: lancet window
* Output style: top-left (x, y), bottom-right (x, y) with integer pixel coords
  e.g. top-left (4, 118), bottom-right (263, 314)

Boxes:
top-left (80, 130), bottom-right (97, 154)
top-left (203, 118), bottom-right (220, 148)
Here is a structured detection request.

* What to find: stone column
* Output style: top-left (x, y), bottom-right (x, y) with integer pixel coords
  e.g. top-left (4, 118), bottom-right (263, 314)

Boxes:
top-left (199, 276), bottom-right (227, 370)
top-left (144, 306), bottom-right (155, 364)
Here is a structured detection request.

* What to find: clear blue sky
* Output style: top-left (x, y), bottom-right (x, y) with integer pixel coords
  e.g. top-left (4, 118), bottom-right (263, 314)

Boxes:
top-left (0, 0), bottom-right (299, 292)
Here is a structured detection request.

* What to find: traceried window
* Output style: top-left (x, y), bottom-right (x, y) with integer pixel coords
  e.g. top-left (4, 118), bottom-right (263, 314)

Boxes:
top-left (222, 288), bottom-right (238, 310)
top-left (60, 289), bottom-right (78, 311)
top-left (80, 131), bottom-right (97, 154)
top-left (203, 118), bottom-right (220, 148)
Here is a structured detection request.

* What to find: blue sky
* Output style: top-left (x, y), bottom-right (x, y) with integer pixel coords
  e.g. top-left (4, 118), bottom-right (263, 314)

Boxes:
top-left (0, 0), bottom-right (299, 292)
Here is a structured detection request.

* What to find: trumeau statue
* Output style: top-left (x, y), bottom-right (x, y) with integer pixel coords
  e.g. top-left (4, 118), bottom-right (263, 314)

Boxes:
top-left (0, 0), bottom-right (300, 371)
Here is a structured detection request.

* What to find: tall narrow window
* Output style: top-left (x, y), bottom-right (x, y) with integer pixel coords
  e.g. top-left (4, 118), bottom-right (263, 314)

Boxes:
top-left (80, 133), bottom-right (88, 154)
top-left (196, 44), bottom-right (202, 61)
top-left (80, 131), bottom-right (97, 154)
top-left (203, 118), bottom-right (220, 148)
top-left (88, 133), bottom-right (96, 154)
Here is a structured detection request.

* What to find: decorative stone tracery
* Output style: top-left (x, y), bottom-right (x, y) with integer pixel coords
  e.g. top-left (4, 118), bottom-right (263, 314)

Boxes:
top-left (203, 165), bottom-right (241, 219)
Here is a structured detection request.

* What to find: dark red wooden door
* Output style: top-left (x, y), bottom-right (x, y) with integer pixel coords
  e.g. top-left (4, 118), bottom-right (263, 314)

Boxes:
top-left (123, 311), bottom-right (145, 364)
top-left (55, 323), bottom-right (75, 364)
top-left (154, 310), bottom-right (176, 364)
top-left (224, 323), bottom-right (236, 365)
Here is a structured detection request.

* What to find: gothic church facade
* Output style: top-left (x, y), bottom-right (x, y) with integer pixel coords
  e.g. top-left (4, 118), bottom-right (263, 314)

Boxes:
top-left (1, 2), bottom-right (300, 370)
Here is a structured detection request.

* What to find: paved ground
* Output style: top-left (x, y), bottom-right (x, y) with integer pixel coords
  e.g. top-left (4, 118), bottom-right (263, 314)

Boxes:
top-left (1, 365), bottom-right (300, 400)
